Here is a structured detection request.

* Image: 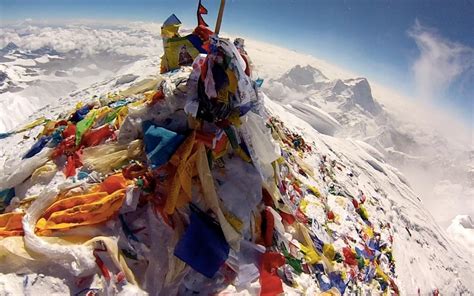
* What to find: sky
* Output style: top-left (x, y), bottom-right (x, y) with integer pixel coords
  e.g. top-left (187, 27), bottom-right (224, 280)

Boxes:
top-left (1, 0), bottom-right (473, 121)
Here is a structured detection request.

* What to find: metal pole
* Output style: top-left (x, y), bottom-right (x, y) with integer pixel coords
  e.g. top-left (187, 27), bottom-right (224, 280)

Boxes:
top-left (215, 0), bottom-right (226, 34)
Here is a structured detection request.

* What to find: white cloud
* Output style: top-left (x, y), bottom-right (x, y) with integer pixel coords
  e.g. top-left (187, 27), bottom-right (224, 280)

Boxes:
top-left (447, 215), bottom-right (474, 255)
top-left (0, 23), bottom-right (162, 57)
top-left (408, 20), bottom-right (474, 101)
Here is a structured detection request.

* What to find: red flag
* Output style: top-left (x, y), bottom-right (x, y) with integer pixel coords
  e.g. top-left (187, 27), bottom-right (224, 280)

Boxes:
top-left (197, 0), bottom-right (209, 27)
top-left (198, 0), bottom-right (208, 14)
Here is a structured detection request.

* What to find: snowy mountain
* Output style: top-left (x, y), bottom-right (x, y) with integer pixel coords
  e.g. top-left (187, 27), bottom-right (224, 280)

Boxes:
top-left (0, 24), bottom-right (162, 132)
top-left (250, 40), bottom-right (472, 229)
top-left (0, 23), bottom-right (472, 295)
top-left (266, 63), bottom-right (422, 155)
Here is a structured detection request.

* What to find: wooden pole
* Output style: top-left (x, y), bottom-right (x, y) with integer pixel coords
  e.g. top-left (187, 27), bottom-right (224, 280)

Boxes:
top-left (215, 0), bottom-right (226, 34)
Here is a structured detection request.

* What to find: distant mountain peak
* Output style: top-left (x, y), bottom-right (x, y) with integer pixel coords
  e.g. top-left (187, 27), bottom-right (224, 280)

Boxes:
top-left (343, 77), bottom-right (382, 116)
top-left (31, 46), bottom-right (60, 56)
top-left (285, 64), bottom-right (328, 85)
top-left (274, 64), bottom-right (329, 93)
top-left (331, 79), bottom-right (348, 93)
top-left (1, 42), bottom-right (19, 53)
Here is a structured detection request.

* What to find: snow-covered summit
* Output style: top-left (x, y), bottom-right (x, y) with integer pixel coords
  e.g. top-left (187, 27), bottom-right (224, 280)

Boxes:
top-left (0, 25), bottom-right (472, 295)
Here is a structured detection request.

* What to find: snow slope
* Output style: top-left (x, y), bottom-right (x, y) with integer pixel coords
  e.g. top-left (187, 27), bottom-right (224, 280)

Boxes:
top-left (264, 95), bottom-right (473, 294)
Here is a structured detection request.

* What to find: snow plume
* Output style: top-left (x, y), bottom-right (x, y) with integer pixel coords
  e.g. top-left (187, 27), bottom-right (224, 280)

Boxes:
top-left (408, 20), bottom-right (474, 101)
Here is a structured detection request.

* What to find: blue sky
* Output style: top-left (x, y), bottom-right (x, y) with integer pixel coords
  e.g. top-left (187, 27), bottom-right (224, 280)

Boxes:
top-left (1, 0), bottom-right (473, 121)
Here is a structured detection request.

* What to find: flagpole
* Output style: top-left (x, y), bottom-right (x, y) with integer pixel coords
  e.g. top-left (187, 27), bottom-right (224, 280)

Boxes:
top-left (215, 0), bottom-right (226, 35)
